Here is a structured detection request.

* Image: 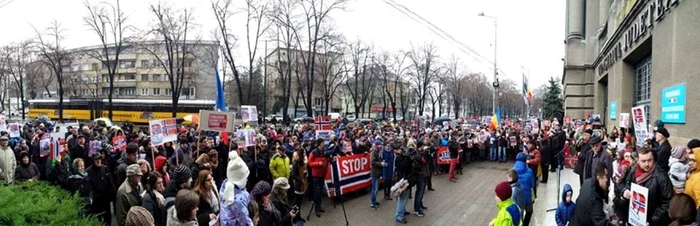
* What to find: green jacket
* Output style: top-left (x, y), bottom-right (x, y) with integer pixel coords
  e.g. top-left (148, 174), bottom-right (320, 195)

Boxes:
top-left (270, 153), bottom-right (291, 179)
top-left (370, 149), bottom-right (384, 177)
top-left (491, 198), bottom-right (522, 226)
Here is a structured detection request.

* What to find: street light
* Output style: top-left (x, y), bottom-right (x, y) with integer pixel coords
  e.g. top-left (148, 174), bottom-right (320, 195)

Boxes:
top-left (478, 12), bottom-right (499, 116)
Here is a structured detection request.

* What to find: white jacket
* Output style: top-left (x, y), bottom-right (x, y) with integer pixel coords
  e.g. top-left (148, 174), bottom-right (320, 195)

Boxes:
top-left (669, 157), bottom-right (689, 188)
top-left (0, 146), bottom-right (16, 184)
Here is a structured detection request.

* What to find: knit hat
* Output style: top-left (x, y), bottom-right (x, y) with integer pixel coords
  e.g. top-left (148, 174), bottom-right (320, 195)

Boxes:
top-left (125, 206), bottom-right (154, 226)
top-left (126, 164), bottom-right (143, 176)
top-left (494, 181), bottom-right (512, 201)
top-left (687, 139), bottom-right (700, 150)
top-left (251, 181), bottom-right (272, 198)
top-left (273, 177), bottom-right (291, 190)
top-left (672, 146), bottom-right (688, 160)
top-left (171, 165), bottom-right (192, 186)
top-left (227, 151), bottom-right (250, 189)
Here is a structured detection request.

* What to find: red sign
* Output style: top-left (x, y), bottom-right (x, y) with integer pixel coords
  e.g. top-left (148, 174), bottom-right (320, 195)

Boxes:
top-left (113, 135), bottom-right (127, 152)
top-left (324, 153), bottom-right (371, 197)
top-left (370, 107), bottom-right (395, 113)
top-left (208, 114), bottom-right (228, 130)
top-left (314, 116), bottom-right (332, 131)
top-left (437, 147), bottom-right (452, 165)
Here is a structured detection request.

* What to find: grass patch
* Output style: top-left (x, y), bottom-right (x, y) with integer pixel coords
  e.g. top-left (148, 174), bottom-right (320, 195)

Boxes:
top-left (0, 181), bottom-right (102, 226)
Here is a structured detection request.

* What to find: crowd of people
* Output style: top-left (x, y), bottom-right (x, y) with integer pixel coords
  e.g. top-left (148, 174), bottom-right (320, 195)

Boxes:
top-left (3, 114), bottom-right (699, 226)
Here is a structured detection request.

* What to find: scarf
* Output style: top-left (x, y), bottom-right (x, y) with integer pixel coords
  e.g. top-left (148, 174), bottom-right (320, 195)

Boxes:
top-left (635, 163), bottom-right (656, 185)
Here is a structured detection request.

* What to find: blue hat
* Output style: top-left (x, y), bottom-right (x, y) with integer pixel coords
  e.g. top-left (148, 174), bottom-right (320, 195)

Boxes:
top-left (516, 152), bottom-right (528, 162)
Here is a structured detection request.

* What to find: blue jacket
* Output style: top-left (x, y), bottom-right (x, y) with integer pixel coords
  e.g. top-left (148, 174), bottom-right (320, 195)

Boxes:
top-left (514, 153), bottom-right (534, 205)
top-left (510, 181), bottom-right (526, 212)
top-left (381, 148), bottom-right (394, 179)
top-left (555, 184), bottom-right (576, 226)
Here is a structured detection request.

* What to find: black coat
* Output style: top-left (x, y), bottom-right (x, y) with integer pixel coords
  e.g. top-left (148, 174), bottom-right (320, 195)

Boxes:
top-left (15, 162), bottom-right (40, 181)
top-left (574, 141), bottom-right (591, 175)
top-left (196, 194), bottom-right (219, 226)
top-left (142, 191), bottom-right (166, 226)
top-left (656, 140), bottom-right (672, 173)
top-left (623, 165), bottom-right (674, 225)
top-left (570, 178), bottom-right (611, 226)
top-left (86, 165), bottom-right (116, 203)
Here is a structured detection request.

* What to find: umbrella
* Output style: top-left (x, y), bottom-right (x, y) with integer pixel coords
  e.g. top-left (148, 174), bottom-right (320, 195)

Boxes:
top-left (183, 114), bottom-right (199, 124)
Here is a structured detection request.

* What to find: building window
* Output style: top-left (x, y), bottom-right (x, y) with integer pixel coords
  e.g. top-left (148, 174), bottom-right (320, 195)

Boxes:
top-left (165, 88), bottom-right (172, 96)
top-left (152, 88), bottom-right (160, 95)
top-left (141, 74), bottom-right (149, 81)
top-left (634, 56), bottom-right (652, 124)
top-left (123, 74), bottom-right (135, 81)
top-left (119, 87), bottom-right (135, 96)
top-left (153, 74), bottom-right (161, 81)
top-left (141, 60), bottom-right (150, 68)
top-left (181, 87), bottom-right (196, 97)
top-left (119, 60), bottom-right (135, 69)
top-left (141, 88), bottom-right (148, 95)
top-left (91, 63), bottom-right (99, 70)
top-left (315, 98), bottom-right (323, 106)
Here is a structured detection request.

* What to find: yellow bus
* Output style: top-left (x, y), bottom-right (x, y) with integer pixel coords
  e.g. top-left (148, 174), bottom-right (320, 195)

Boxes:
top-left (28, 99), bottom-right (215, 124)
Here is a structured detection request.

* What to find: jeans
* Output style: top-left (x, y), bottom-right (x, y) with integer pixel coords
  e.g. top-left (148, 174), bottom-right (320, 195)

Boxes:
top-left (370, 176), bottom-right (380, 205)
top-left (498, 146), bottom-right (506, 162)
top-left (312, 177), bottom-right (324, 212)
top-left (414, 176), bottom-right (426, 213)
top-left (395, 188), bottom-right (410, 221)
top-left (490, 146), bottom-right (498, 161)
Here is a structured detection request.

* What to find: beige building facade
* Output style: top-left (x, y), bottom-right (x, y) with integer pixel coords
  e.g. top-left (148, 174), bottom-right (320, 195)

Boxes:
top-left (563, 0), bottom-right (698, 144)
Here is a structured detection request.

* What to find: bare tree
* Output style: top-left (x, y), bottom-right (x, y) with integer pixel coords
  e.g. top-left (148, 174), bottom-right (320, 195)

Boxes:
top-left (464, 73), bottom-right (493, 116)
top-left (34, 20), bottom-right (71, 121)
top-left (444, 56), bottom-right (467, 118)
top-left (374, 50), bottom-right (407, 121)
top-left (144, 3), bottom-right (199, 117)
top-left (212, 0), bottom-right (246, 106)
top-left (83, 0), bottom-right (130, 120)
top-left (294, 0), bottom-right (348, 117)
top-left (2, 41), bottom-right (34, 120)
top-left (243, 0), bottom-right (270, 103)
top-left (316, 35), bottom-right (347, 115)
top-left (0, 49), bottom-right (9, 114)
top-left (344, 40), bottom-right (372, 118)
top-left (407, 43), bottom-right (438, 117)
top-left (267, 0), bottom-right (302, 123)
top-left (24, 61), bottom-right (52, 100)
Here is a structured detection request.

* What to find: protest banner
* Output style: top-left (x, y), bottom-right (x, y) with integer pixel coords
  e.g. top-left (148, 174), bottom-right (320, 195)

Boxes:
top-left (244, 129), bottom-right (256, 147)
top-left (314, 116), bottom-right (332, 130)
top-left (316, 130), bottom-right (333, 143)
top-left (632, 106), bottom-right (648, 147)
top-left (325, 153), bottom-right (371, 197)
top-left (628, 183), bottom-right (649, 226)
top-left (619, 113), bottom-right (630, 128)
top-left (8, 123), bottom-right (20, 137)
top-left (89, 140), bottom-right (102, 157)
top-left (199, 110), bottom-right (235, 132)
top-left (437, 146), bottom-right (451, 165)
top-left (149, 118), bottom-right (178, 146)
top-left (113, 135), bottom-right (127, 152)
top-left (240, 105), bottom-right (258, 122)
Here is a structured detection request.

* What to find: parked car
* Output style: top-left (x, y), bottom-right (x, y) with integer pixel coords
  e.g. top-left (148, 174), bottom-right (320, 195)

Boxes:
top-left (356, 118), bottom-right (374, 126)
top-left (265, 114), bottom-right (282, 123)
top-left (346, 114), bottom-right (357, 121)
top-left (293, 116), bottom-right (315, 123)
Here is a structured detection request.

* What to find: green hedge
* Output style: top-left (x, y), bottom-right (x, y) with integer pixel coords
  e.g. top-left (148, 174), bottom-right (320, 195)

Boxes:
top-left (0, 181), bottom-right (102, 226)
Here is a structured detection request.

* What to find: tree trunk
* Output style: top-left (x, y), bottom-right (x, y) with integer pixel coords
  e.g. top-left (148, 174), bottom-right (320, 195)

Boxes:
top-left (58, 81), bottom-right (64, 121)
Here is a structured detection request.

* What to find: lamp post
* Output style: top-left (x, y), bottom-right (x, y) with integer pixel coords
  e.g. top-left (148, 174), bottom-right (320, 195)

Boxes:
top-left (478, 12), bottom-right (499, 116)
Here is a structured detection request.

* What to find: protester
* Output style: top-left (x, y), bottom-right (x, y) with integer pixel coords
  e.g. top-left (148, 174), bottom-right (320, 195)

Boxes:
top-left (116, 164), bottom-right (145, 226)
top-left (382, 143), bottom-right (396, 200)
top-left (583, 136), bottom-right (613, 182)
top-left (290, 143), bottom-right (307, 207)
top-left (14, 151), bottom-right (39, 181)
top-left (571, 162), bottom-right (610, 225)
top-left (0, 136), bottom-right (16, 185)
top-left (514, 152), bottom-right (535, 226)
top-left (670, 153), bottom-right (690, 194)
top-left (307, 139), bottom-right (328, 217)
top-left (621, 147), bottom-right (673, 225)
top-left (251, 181), bottom-right (281, 226)
top-left (412, 144), bottom-right (430, 217)
top-left (394, 145), bottom-right (414, 224)
top-left (506, 168), bottom-right (525, 214)
top-left (167, 190), bottom-right (200, 226)
top-left (668, 193), bottom-right (698, 226)
top-left (118, 143), bottom-right (140, 186)
top-left (270, 146), bottom-right (290, 180)
top-left (655, 127), bottom-right (672, 173)
top-left (554, 184), bottom-right (575, 226)
top-left (194, 170), bottom-right (220, 226)
top-left (573, 129), bottom-right (593, 185)
top-left (126, 206), bottom-right (156, 226)
top-left (219, 151), bottom-right (253, 225)
top-left (155, 155), bottom-right (170, 185)
top-left (142, 171), bottom-right (166, 226)
top-left (489, 181), bottom-right (521, 226)
top-left (271, 177), bottom-right (304, 226)
top-left (369, 143), bottom-right (385, 210)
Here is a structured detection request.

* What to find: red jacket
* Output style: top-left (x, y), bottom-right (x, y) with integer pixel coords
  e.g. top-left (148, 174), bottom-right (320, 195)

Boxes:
top-left (308, 150), bottom-right (328, 178)
top-left (527, 149), bottom-right (541, 166)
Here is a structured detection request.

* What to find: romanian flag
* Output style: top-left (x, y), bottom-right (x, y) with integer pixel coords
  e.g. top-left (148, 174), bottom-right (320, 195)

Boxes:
top-left (523, 74), bottom-right (533, 105)
top-left (490, 108), bottom-right (501, 130)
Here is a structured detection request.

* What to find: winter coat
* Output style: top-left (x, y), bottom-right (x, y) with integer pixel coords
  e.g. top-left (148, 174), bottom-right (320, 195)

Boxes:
top-left (583, 149), bottom-right (614, 181)
top-left (115, 180), bottom-right (143, 226)
top-left (166, 209), bottom-right (199, 226)
top-left (116, 156), bottom-right (137, 186)
top-left (290, 151), bottom-right (307, 195)
top-left (218, 180), bottom-right (253, 226)
top-left (490, 198), bottom-right (521, 226)
top-left (155, 156), bottom-right (170, 185)
top-left (70, 144), bottom-right (89, 167)
top-left (0, 146), bottom-right (16, 184)
top-left (47, 156), bottom-right (71, 188)
top-left (657, 140), bottom-right (672, 173)
top-left (514, 153), bottom-right (534, 205)
top-left (570, 178), bottom-right (611, 226)
top-left (574, 140), bottom-right (592, 175)
top-left (308, 149), bottom-right (328, 178)
top-left (143, 190), bottom-right (166, 226)
top-left (685, 154), bottom-right (700, 207)
top-left (370, 149), bottom-right (384, 177)
top-left (86, 164), bottom-right (116, 204)
top-left (14, 161), bottom-right (39, 181)
top-left (196, 192), bottom-right (219, 226)
top-left (381, 148), bottom-right (395, 180)
top-left (269, 153), bottom-right (291, 179)
top-left (555, 184), bottom-right (575, 226)
top-left (623, 165), bottom-right (674, 225)
top-left (509, 181), bottom-right (525, 211)
top-left (394, 152), bottom-right (415, 187)
top-left (669, 157), bottom-right (690, 188)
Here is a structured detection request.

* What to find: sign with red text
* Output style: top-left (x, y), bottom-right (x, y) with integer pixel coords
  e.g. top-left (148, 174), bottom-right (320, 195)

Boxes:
top-left (325, 153), bottom-right (371, 197)
top-left (113, 135), bottom-right (127, 152)
top-left (149, 118), bottom-right (178, 146)
top-left (200, 110), bottom-right (235, 132)
top-left (437, 146), bottom-right (452, 165)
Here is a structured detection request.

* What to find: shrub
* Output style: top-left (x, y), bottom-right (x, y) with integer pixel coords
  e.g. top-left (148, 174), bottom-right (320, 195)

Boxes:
top-left (0, 181), bottom-right (102, 226)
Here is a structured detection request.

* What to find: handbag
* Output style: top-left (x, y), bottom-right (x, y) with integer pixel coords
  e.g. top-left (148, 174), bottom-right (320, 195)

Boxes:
top-left (390, 178), bottom-right (409, 197)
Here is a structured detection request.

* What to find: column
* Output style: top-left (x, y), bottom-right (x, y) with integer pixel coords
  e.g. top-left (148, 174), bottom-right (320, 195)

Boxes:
top-left (567, 0), bottom-right (585, 40)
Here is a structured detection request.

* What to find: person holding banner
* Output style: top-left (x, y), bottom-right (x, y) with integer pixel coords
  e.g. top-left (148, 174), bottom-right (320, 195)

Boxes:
top-left (308, 139), bottom-right (328, 217)
top-left (621, 147), bottom-right (673, 225)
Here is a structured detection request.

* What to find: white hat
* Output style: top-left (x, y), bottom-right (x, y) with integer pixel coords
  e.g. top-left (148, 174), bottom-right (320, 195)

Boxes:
top-left (227, 151), bottom-right (249, 188)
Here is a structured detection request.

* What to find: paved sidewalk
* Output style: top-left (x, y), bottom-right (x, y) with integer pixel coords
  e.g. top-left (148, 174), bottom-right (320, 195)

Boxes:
top-left (533, 168), bottom-right (581, 226)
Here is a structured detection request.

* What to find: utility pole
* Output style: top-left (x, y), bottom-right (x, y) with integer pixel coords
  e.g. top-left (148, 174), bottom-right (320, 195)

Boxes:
top-left (478, 12), bottom-right (499, 116)
top-left (263, 40), bottom-right (268, 117)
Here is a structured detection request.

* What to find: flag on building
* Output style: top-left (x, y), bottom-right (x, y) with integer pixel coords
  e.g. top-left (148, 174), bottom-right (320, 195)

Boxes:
top-left (215, 68), bottom-right (228, 111)
top-left (523, 74), bottom-right (533, 105)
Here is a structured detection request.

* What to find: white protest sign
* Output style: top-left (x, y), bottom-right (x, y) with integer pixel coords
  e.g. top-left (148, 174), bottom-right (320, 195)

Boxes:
top-left (628, 183), bottom-right (649, 226)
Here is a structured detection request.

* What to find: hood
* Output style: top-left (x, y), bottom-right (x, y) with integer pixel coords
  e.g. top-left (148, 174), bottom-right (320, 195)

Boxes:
top-left (516, 152), bottom-right (528, 162)
top-left (669, 157), bottom-right (680, 165)
top-left (561, 184), bottom-right (573, 203)
top-left (514, 160), bottom-right (528, 174)
top-left (155, 156), bottom-right (167, 173)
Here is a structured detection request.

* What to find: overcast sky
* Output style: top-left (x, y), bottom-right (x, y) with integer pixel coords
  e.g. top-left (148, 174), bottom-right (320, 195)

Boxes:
top-left (0, 0), bottom-right (564, 88)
